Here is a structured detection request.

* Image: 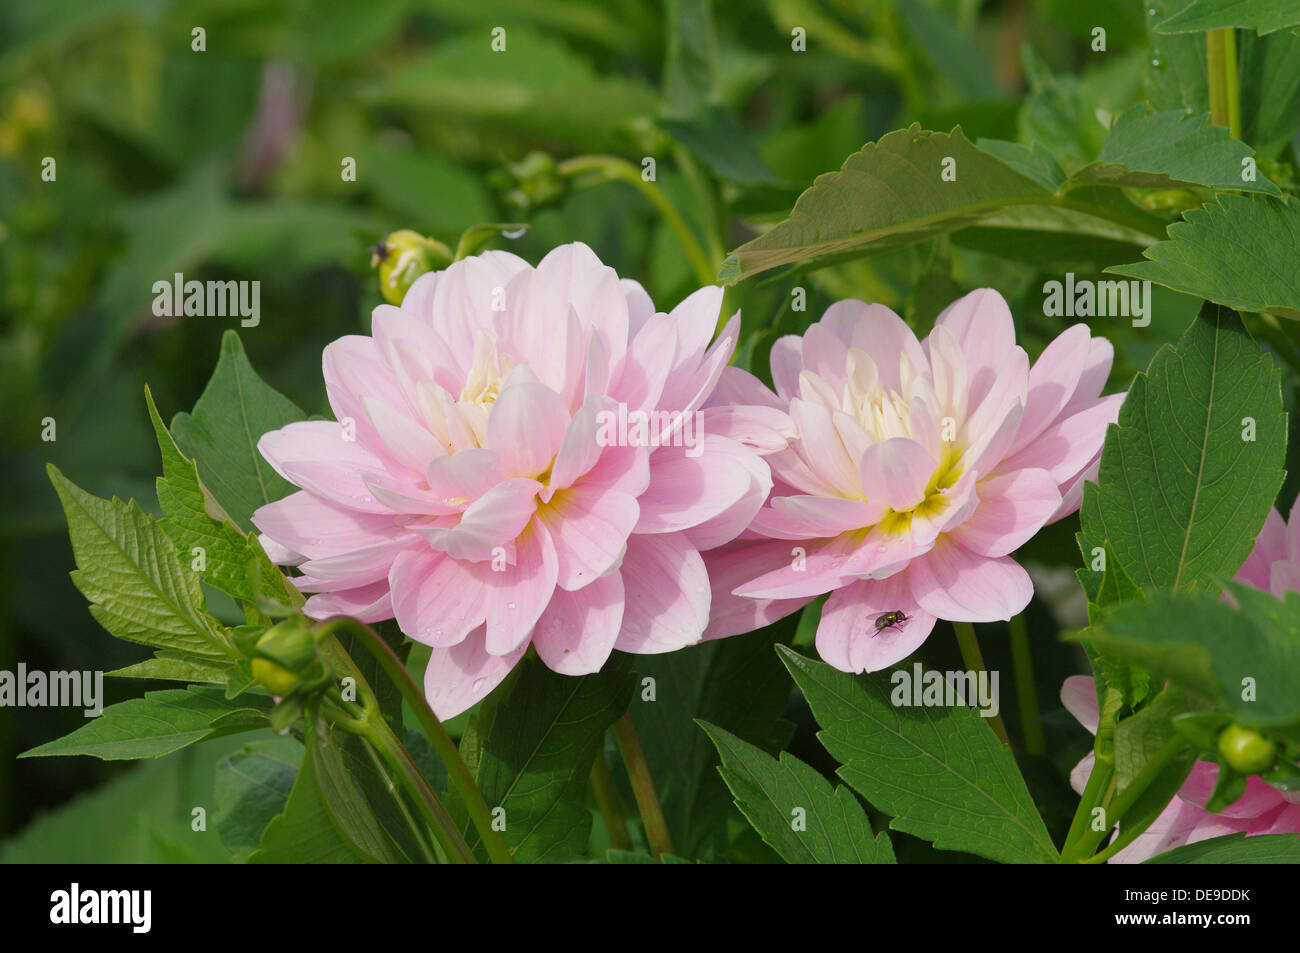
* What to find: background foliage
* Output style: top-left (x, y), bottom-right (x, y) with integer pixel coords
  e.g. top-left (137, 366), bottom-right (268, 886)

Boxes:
top-left (3, 0), bottom-right (1299, 862)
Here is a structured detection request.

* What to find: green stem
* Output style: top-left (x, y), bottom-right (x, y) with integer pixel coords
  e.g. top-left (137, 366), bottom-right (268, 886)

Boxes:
top-left (1061, 757), bottom-right (1114, 858)
top-left (316, 617), bottom-right (514, 865)
top-left (556, 155), bottom-right (717, 286)
top-left (1008, 614), bottom-right (1045, 756)
top-left (318, 658), bottom-right (473, 864)
top-left (612, 712), bottom-right (675, 859)
top-left (1062, 735), bottom-right (1186, 863)
top-left (1206, 29), bottom-right (1241, 139)
top-left (951, 622), bottom-right (1010, 744)
top-left (590, 753), bottom-right (633, 852)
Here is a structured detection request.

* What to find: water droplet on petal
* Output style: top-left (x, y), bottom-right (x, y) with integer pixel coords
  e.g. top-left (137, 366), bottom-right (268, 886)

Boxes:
top-left (506, 601), bottom-right (516, 610)
top-left (471, 677), bottom-right (488, 693)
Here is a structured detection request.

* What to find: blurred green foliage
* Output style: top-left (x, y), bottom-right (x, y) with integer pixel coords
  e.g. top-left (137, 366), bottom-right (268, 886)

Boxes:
top-left (2, 0), bottom-right (1297, 858)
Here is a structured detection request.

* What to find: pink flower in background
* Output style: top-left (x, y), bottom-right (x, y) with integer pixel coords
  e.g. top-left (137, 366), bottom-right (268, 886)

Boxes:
top-left (1061, 675), bottom-right (1300, 864)
top-left (1060, 503), bottom-right (1300, 862)
top-left (252, 243), bottom-right (775, 718)
top-left (705, 290), bottom-right (1123, 673)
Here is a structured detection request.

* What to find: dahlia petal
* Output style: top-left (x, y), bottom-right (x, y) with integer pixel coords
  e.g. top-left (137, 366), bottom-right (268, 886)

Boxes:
top-left (948, 468), bottom-right (1062, 558)
top-left (303, 582), bottom-right (393, 623)
top-left (389, 548), bottom-right (486, 647)
top-left (934, 288), bottom-right (1016, 412)
top-left (532, 571), bottom-right (624, 675)
top-left (419, 478), bottom-right (541, 561)
top-left (480, 520), bottom-right (558, 656)
top-left (907, 540), bottom-right (1033, 622)
top-left (700, 539), bottom-right (813, 640)
top-left (816, 576), bottom-right (936, 673)
top-left (487, 380), bottom-right (570, 479)
top-left (1060, 674), bottom-right (1100, 734)
top-left (423, 625), bottom-right (528, 720)
top-left (538, 484), bottom-right (637, 590)
top-left (615, 534), bottom-right (709, 653)
top-left (858, 437), bottom-right (936, 511)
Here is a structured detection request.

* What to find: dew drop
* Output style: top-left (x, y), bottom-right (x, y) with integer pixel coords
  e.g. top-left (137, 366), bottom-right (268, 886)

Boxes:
top-left (1151, 57), bottom-right (1161, 68)
top-left (506, 601), bottom-right (516, 610)
top-left (471, 677), bottom-right (488, 693)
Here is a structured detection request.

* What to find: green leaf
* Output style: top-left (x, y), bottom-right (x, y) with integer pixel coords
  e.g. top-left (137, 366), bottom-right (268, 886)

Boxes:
top-left (1080, 589), bottom-right (1300, 737)
top-left (454, 223), bottom-right (529, 261)
top-left (1081, 302), bottom-right (1286, 594)
top-left (629, 628), bottom-right (795, 860)
top-left (1240, 29), bottom-right (1300, 158)
top-left (1157, 0), bottom-right (1300, 35)
top-left (1107, 195), bottom-right (1300, 320)
top-left (662, 0), bottom-right (717, 116)
top-left (251, 725), bottom-right (401, 864)
top-left (1145, 832), bottom-right (1300, 862)
top-left (459, 654), bottom-right (633, 862)
top-left (778, 647), bottom-right (1059, 864)
top-left (603, 849), bottom-right (694, 864)
top-left (700, 721), bottom-right (895, 864)
top-left (1067, 106), bottom-right (1279, 195)
top-left (108, 652), bottom-right (233, 685)
top-left (1143, 0), bottom-right (1209, 115)
top-left (894, 0), bottom-right (1004, 102)
top-left (47, 464), bottom-right (232, 661)
top-left (719, 125), bottom-right (1053, 283)
top-left (170, 331), bottom-right (306, 532)
top-left (147, 386), bottom-right (301, 613)
top-left (214, 736), bottom-right (301, 862)
top-left (20, 687), bottom-right (270, 761)
top-left (1114, 686), bottom-right (1189, 790)
top-left (661, 106), bottom-right (780, 186)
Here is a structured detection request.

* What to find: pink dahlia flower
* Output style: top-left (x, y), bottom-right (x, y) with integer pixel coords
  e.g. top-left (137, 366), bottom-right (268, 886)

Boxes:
top-left (705, 289), bottom-right (1123, 672)
top-left (1061, 498), bottom-right (1300, 862)
top-left (252, 243), bottom-right (774, 717)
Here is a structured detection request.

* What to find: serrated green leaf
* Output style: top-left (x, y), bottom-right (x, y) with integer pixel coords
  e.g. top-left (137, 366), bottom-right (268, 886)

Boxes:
top-left (1068, 106), bottom-right (1279, 195)
top-left (147, 386), bottom-right (301, 614)
top-left (1108, 195), bottom-right (1300, 320)
top-left (1145, 831), bottom-right (1300, 862)
top-left (1082, 302), bottom-right (1286, 594)
top-left (701, 721), bottom-right (895, 864)
top-left (459, 654), bottom-right (633, 862)
top-left (720, 125), bottom-right (1053, 283)
top-left (1157, 0), bottom-right (1300, 35)
top-left (1143, 0), bottom-right (1210, 114)
top-left (170, 331), bottom-right (305, 532)
top-left (1114, 686), bottom-right (1189, 790)
top-left (1081, 589), bottom-right (1300, 736)
top-left (47, 464), bottom-right (232, 661)
top-left (20, 687), bottom-right (270, 761)
top-left (778, 647), bottom-right (1059, 864)
top-left (108, 652), bottom-right (232, 684)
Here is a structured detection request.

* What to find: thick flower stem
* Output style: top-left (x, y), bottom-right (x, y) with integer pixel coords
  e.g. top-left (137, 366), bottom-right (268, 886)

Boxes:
top-left (612, 712), bottom-right (676, 859)
top-left (590, 753), bottom-right (633, 852)
top-left (316, 617), bottom-right (514, 865)
top-left (951, 622), bottom-right (1010, 744)
top-left (1061, 756), bottom-right (1114, 858)
top-left (318, 639), bottom-right (475, 864)
top-left (556, 155), bottom-right (717, 286)
top-left (1008, 614), bottom-right (1046, 756)
top-left (1206, 29), bottom-right (1241, 139)
top-left (1062, 735), bottom-right (1187, 863)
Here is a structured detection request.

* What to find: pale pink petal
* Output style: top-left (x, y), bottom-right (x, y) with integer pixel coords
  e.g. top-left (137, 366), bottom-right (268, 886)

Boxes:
top-left (419, 478), bottom-right (541, 561)
top-left (252, 491), bottom-right (399, 560)
top-left (701, 539), bottom-right (813, 640)
top-left (934, 288), bottom-right (1016, 413)
top-left (423, 625), bottom-right (528, 720)
top-left (487, 380), bottom-right (570, 479)
top-left (389, 548), bottom-right (486, 647)
top-left (303, 582), bottom-right (393, 623)
top-left (538, 484), bottom-right (637, 590)
top-left (1007, 324), bottom-right (1090, 456)
top-left (907, 539), bottom-right (1033, 622)
top-left (479, 520), bottom-right (558, 656)
top-left (751, 495), bottom-right (885, 539)
top-left (858, 437), bottom-right (936, 511)
top-left (998, 393), bottom-right (1124, 485)
top-left (616, 534), bottom-right (709, 653)
top-left (1060, 674), bottom-right (1100, 734)
top-left (425, 448), bottom-right (506, 505)
top-left (532, 571), bottom-right (624, 675)
top-left (949, 468), bottom-right (1062, 558)
top-left (816, 576), bottom-right (937, 673)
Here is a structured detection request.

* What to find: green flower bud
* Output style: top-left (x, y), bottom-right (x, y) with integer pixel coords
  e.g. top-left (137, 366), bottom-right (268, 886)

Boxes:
top-left (489, 151), bottom-right (566, 213)
top-left (370, 230), bottom-right (453, 305)
top-left (252, 657), bottom-right (302, 697)
top-left (1217, 724), bottom-right (1277, 775)
top-left (254, 618), bottom-right (318, 674)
